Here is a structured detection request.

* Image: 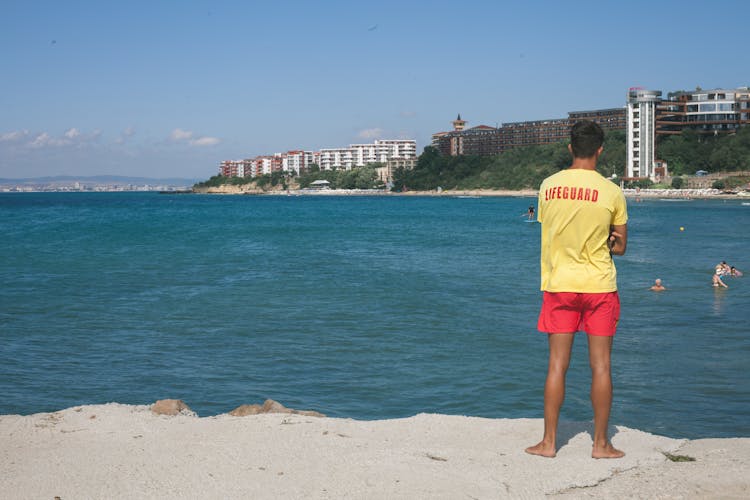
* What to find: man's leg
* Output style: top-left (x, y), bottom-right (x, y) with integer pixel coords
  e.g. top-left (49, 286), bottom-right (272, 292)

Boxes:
top-left (587, 334), bottom-right (625, 458)
top-left (525, 333), bottom-right (574, 457)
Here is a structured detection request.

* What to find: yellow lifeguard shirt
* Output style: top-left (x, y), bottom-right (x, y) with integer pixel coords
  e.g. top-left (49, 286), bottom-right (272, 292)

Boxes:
top-left (537, 168), bottom-right (628, 293)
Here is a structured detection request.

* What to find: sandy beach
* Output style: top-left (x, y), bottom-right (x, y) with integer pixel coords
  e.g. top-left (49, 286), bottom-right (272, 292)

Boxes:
top-left (1, 402), bottom-right (748, 499)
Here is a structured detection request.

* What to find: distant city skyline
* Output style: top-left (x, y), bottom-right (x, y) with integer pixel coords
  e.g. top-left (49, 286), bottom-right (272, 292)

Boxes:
top-left (1, 0), bottom-right (748, 179)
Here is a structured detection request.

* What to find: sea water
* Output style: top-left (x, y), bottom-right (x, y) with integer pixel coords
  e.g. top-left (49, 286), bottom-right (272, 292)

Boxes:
top-left (1, 192), bottom-right (748, 439)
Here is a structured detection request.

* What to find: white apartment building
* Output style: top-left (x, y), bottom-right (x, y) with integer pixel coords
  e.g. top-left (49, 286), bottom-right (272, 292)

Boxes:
top-left (375, 139), bottom-right (417, 159)
top-left (318, 148), bottom-right (354, 171)
top-left (256, 156), bottom-right (274, 176)
top-left (219, 160), bottom-right (245, 178)
top-left (626, 89), bottom-right (661, 179)
top-left (281, 151), bottom-right (314, 175)
top-left (219, 139), bottom-right (417, 178)
top-left (319, 140), bottom-right (417, 171)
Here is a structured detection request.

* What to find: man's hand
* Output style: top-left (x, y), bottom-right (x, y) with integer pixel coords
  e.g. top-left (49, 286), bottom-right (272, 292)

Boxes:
top-left (608, 225), bottom-right (627, 255)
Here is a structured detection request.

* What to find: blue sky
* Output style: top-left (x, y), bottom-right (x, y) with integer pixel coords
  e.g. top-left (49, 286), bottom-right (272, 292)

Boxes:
top-left (1, 0), bottom-right (747, 179)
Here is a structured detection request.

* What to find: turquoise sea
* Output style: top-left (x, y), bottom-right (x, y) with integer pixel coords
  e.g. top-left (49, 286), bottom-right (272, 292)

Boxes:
top-left (1, 192), bottom-right (748, 439)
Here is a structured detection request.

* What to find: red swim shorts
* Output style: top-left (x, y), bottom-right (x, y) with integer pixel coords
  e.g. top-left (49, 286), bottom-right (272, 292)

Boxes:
top-left (537, 291), bottom-right (620, 336)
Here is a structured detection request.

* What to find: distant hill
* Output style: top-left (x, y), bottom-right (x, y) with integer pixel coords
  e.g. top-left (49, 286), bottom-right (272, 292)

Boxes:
top-left (0, 175), bottom-right (200, 186)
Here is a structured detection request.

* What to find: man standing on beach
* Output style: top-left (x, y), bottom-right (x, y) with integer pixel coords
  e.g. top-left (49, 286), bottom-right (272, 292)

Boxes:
top-left (525, 120), bottom-right (628, 459)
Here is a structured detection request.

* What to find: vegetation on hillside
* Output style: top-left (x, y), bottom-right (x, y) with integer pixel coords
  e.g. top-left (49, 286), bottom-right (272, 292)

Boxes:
top-left (657, 126), bottom-right (750, 175)
top-left (194, 171), bottom-right (289, 190)
top-left (296, 164), bottom-right (384, 189)
top-left (194, 165), bottom-right (385, 190)
top-left (392, 130), bottom-right (626, 191)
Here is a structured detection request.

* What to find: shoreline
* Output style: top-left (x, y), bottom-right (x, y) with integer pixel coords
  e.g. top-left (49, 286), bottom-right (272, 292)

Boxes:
top-left (194, 185), bottom-right (749, 200)
top-left (2, 402), bottom-right (748, 499)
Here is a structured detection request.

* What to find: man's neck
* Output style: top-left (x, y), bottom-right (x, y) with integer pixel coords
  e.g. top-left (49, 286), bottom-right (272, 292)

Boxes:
top-left (569, 156), bottom-right (598, 171)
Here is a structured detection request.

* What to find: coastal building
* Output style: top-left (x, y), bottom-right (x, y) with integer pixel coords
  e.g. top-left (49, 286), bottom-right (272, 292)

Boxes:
top-left (219, 140), bottom-right (416, 179)
top-left (432, 108), bottom-right (626, 158)
top-left (501, 118), bottom-right (569, 149)
top-left (433, 123), bottom-right (501, 156)
top-left (316, 140), bottom-right (416, 171)
top-left (219, 160), bottom-right (245, 178)
top-left (626, 86), bottom-right (750, 180)
top-left (319, 147), bottom-right (355, 171)
top-left (256, 156), bottom-right (275, 176)
top-left (626, 88), bottom-right (661, 179)
top-left (452, 114), bottom-right (466, 131)
top-left (569, 108), bottom-right (627, 130)
top-left (656, 87), bottom-right (750, 136)
top-left (376, 157), bottom-right (417, 184)
top-left (281, 151), bottom-right (314, 175)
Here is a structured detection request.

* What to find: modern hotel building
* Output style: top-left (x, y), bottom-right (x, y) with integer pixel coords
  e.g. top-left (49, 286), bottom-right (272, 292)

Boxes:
top-left (627, 87), bottom-right (750, 179)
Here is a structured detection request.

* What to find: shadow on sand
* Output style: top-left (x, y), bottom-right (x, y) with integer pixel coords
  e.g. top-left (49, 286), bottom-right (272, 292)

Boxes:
top-left (557, 421), bottom-right (620, 450)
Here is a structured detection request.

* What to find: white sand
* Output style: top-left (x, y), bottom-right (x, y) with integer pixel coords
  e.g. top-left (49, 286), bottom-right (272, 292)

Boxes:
top-left (1, 404), bottom-right (748, 499)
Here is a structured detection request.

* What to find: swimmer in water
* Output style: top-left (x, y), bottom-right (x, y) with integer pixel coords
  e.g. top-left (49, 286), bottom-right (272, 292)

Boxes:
top-left (649, 279), bottom-right (666, 291)
top-left (522, 205), bottom-right (535, 220)
top-left (713, 273), bottom-right (728, 288)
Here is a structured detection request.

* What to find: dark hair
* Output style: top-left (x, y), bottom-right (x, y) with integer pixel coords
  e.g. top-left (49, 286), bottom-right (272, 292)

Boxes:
top-left (570, 120), bottom-right (604, 158)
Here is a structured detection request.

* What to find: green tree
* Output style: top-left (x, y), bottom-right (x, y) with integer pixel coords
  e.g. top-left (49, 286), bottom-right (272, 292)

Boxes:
top-left (194, 174), bottom-right (233, 188)
top-left (599, 129), bottom-right (626, 178)
top-left (671, 176), bottom-right (684, 189)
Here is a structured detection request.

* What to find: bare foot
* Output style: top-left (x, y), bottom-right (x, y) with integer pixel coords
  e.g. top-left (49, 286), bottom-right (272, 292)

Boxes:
top-left (592, 442), bottom-right (625, 459)
top-left (525, 441), bottom-right (556, 458)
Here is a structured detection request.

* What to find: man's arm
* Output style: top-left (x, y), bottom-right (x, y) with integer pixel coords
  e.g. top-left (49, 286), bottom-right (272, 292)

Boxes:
top-left (608, 224), bottom-right (627, 255)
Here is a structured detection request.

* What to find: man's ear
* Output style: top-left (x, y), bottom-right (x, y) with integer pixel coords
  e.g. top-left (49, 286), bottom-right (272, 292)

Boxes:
top-left (595, 146), bottom-right (604, 158)
top-left (567, 144), bottom-right (573, 155)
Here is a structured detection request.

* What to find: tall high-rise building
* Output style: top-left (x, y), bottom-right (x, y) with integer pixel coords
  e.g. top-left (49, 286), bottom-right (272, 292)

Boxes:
top-left (626, 88), bottom-right (661, 179)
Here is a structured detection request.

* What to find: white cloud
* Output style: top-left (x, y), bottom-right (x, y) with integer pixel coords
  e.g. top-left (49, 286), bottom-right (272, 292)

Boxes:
top-left (170, 128), bottom-right (194, 141)
top-left (357, 128), bottom-right (383, 140)
top-left (29, 132), bottom-right (68, 148)
top-left (3, 128), bottom-right (102, 149)
top-left (115, 127), bottom-right (136, 144)
top-left (64, 128), bottom-right (81, 139)
top-left (169, 128), bottom-right (220, 147)
top-left (0, 130), bottom-right (30, 142)
top-left (190, 136), bottom-right (220, 147)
